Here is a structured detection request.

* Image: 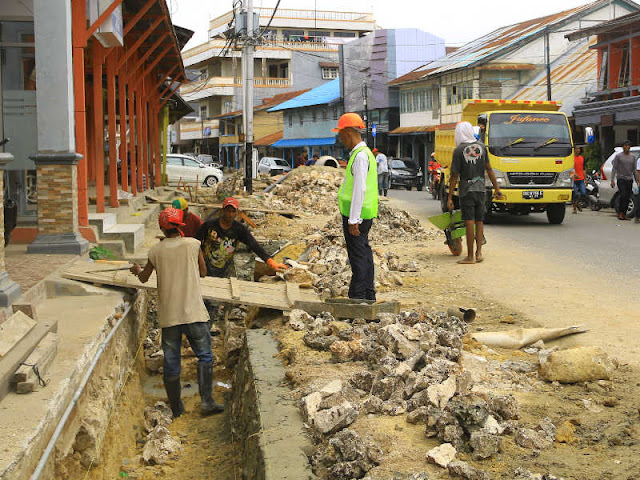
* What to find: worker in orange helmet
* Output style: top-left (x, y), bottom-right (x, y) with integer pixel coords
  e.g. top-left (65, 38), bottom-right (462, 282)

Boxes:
top-left (333, 113), bottom-right (378, 301)
top-left (130, 207), bottom-right (223, 418)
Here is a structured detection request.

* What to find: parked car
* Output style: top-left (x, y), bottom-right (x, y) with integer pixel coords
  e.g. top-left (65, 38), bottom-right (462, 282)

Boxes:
top-left (166, 154), bottom-right (223, 187)
top-left (596, 146), bottom-right (640, 217)
top-left (196, 154), bottom-right (221, 168)
top-left (257, 157), bottom-right (292, 176)
top-left (389, 158), bottom-right (423, 190)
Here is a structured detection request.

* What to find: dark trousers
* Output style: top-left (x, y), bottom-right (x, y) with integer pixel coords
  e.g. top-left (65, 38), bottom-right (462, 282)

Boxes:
top-left (162, 322), bottom-right (213, 378)
top-left (342, 215), bottom-right (376, 301)
top-left (617, 178), bottom-right (633, 215)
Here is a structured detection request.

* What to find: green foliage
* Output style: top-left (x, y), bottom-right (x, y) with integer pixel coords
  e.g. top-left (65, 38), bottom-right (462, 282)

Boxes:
top-left (89, 246), bottom-right (115, 260)
top-left (583, 142), bottom-right (602, 173)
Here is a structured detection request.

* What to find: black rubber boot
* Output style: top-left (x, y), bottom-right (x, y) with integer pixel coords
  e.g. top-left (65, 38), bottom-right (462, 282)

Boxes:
top-left (197, 363), bottom-right (224, 415)
top-left (163, 376), bottom-right (184, 418)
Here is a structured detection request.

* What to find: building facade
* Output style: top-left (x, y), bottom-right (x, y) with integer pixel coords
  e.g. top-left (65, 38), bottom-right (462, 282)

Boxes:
top-left (174, 7), bottom-right (376, 159)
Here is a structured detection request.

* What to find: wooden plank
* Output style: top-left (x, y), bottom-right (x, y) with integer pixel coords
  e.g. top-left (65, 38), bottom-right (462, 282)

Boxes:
top-left (0, 319), bottom-right (58, 402)
top-left (284, 282), bottom-right (300, 308)
top-left (0, 311), bottom-right (37, 357)
top-left (229, 277), bottom-right (241, 299)
top-left (12, 332), bottom-right (58, 393)
top-left (62, 263), bottom-right (321, 312)
top-left (12, 304), bottom-right (37, 322)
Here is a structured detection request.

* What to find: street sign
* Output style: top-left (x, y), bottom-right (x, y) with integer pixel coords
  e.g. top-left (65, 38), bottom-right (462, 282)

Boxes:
top-left (372, 123), bottom-right (377, 138)
top-left (204, 126), bottom-right (211, 136)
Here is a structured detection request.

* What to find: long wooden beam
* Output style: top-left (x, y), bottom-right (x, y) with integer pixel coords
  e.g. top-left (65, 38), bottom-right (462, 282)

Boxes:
top-left (118, 16), bottom-right (164, 70)
top-left (86, 0), bottom-right (124, 40)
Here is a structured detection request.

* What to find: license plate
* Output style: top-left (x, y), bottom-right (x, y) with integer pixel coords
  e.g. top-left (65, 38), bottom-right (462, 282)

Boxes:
top-left (523, 190), bottom-right (544, 199)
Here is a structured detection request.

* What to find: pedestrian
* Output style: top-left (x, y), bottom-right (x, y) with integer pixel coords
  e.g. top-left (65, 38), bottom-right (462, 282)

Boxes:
top-left (172, 197), bottom-right (204, 237)
top-left (196, 197), bottom-right (288, 278)
top-left (447, 121), bottom-right (503, 264)
top-left (306, 154), bottom-right (319, 166)
top-left (610, 140), bottom-right (638, 221)
top-left (295, 150), bottom-right (308, 168)
top-left (374, 148), bottom-right (389, 196)
top-left (333, 112), bottom-right (378, 300)
top-left (572, 146), bottom-right (587, 214)
top-left (129, 207), bottom-right (223, 418)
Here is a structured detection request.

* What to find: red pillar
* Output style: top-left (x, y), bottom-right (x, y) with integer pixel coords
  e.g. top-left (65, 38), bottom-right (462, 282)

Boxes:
top-left (72, 0), bottom-right (89, 226)
top-left (92, 41), bottom-right (105, 212)
top-left (136, 84), bottom-right (144, 192)
top-left (142, 77), bottom-right (150, 190)
top-left (118, 58), bottom-right (129, 192)
top-left (106, 51), bottom-right (119, 207)
top-left (128, 62), bottom-right (137, 194)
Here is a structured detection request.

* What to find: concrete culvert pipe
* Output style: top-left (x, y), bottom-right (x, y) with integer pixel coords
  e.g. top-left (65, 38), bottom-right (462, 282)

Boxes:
top-left (447, 306), bottom-right (476, 322)
top-left (316, 156), bottom-right (338, 168)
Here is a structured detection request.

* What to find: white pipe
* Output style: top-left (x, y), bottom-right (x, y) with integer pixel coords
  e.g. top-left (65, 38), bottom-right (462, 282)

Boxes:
top-left (30, 297), bottom-right (136, 480)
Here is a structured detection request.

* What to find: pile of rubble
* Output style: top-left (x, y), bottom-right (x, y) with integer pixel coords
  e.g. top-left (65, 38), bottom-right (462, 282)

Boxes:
top-left (286, 307), bottom-right (575, 479)
top-left (261, 167), bottom-right (344, 215)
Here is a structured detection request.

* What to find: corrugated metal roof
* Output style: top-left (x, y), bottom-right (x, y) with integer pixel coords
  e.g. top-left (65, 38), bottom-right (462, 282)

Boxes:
top-left (390, 1), bottom-right (606, 86)
top-left (566, 9), bottom-right (640, 40)
top-left (509, 38), bottom-right (597, 114)
top-left (255, 130), bottom-right (283, 146)
top-left (212, 89), bottom-right (311, 119)
top-left (268, 78), bottom-right (340, 111)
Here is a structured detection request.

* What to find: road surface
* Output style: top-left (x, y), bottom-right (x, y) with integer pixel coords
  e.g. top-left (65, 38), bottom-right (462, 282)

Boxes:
top-left (386, 188), bottom-right (640, 367)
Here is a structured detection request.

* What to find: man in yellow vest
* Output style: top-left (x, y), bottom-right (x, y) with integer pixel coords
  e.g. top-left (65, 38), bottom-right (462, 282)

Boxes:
top-left (334, 113), bottom-right (379, 301)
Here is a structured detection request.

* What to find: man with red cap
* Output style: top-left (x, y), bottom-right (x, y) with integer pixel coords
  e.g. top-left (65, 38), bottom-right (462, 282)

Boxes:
top-left (196, 197), bottom-right (287, 279)
top-left (334, 113), bottom-right (378, 301)
top-left (129, 207), bottom-right (223, 418)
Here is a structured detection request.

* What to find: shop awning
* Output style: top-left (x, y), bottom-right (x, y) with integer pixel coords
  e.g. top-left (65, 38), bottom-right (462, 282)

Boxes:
top-left (255, 131), bottom-right (283, 147)
top-left (272, 137), bottom-right (336, 148)
top-left (389, 126), bottom-right (436, 136)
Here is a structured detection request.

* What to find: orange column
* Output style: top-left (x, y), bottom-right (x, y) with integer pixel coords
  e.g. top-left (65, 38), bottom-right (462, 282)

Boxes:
top-left (86, 90), bottom-right (94, 181)
top-left (118, 57), bottom-right (129, 192)
top-left (92, 41), bottom-right (105, 212)
top-left (153, 103), bottom-right (160, 187)
top-left (136, 83), bottom-right (144, 192)
top-left (106, 50), bottom-right (119, 207)
top-left (128, 74), bottom-right (137, 195)
top-left (72, 0), bottom-right (89, 226)
top-left (143, 77), bottom-right (150, 189)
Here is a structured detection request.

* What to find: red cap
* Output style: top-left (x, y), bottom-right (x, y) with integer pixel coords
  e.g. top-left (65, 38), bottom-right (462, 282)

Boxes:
top-left (372, 148), bottom-right (379, 153)
top-left (222, 197), bottom-right (239, 209)
top-left (158, 207), bottom-right (185, 230)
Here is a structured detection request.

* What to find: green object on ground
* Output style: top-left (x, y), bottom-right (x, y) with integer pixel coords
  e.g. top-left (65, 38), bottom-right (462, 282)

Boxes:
top-left (89, 246), bottom-right (115, 260)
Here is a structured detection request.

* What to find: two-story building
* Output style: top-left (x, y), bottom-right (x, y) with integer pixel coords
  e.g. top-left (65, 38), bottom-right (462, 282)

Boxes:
top-left (568, 9), bottom-right (640, 155)
top-left (267, 78), bottom-right (343, 164)
top-left (340, 28), bottom-right (446, 155)
top-left (174, 8), bottom-right (376, 157)
top-left (387, 0), bottom-right (638, 171)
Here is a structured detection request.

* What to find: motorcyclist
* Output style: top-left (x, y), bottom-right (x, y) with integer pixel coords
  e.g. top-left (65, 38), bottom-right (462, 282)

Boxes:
top-left (428, 153), bottom-right (442, 195)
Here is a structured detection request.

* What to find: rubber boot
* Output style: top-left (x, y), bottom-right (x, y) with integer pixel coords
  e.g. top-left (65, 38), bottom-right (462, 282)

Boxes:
top-left (163, 376), bottom-right (184, 418)
top-left (197, 363), bottom-right (224, 415)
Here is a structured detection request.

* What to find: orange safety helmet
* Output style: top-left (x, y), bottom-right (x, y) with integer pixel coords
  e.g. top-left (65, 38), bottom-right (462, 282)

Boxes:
top-left (332, 112), bottom-right (365, 132)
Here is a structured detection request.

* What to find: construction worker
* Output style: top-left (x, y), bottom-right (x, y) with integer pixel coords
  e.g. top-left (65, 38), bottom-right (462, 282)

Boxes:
top-left (196, 197), bottom-right (288, 278)
top-left (172, 197), bottom-right (204, 237)
top-left (129, 207), bottom-right (223, 417)
top-left (333, 113), bottom-right (378, 301)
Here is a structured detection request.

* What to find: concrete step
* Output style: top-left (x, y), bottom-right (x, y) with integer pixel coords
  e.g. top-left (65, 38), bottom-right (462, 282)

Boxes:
top-left (88, 213), bottom-right (117, 236)
top-left (101, 223), bottom-right (145, 253)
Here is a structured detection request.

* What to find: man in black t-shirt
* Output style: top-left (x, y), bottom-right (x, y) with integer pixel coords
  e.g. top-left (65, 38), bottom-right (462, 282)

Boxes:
top-left (196, 197), bottom-right (287, 278)
top-left (447, 122), bottom-right (503, 264)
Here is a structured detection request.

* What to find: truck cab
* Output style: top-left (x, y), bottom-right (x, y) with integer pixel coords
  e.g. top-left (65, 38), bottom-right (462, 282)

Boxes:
top-left (436, 100), bottom-right (574, 224)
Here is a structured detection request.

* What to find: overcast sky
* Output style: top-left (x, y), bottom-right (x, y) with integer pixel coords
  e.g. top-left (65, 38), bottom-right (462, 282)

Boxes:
top-left (168, 0), bottom-right (600, 50)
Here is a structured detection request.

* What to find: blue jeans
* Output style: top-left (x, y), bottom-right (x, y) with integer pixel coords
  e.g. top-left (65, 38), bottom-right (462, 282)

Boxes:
top-left (573, 179), bottom-right (586, 198)
top-left (162, 322), bottom-right (213, 378)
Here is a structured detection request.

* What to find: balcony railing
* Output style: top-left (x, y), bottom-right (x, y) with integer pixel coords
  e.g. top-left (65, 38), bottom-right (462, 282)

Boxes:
top-left (181, 76), bottom-right (292, 97)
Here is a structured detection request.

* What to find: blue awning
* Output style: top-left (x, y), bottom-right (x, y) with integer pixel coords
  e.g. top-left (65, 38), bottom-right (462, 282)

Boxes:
top-left (272, 137), bottom-right (336, 148)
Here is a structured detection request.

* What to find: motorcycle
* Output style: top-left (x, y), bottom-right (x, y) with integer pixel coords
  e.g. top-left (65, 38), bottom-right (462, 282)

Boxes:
top-left (429, 168), bottom-right (442, 200)
top-left (586, 170), bottom-right (601, 211)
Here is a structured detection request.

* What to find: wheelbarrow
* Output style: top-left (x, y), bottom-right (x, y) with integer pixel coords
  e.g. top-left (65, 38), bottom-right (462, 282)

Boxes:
top-left (427, 210), bottom-right (465, 256)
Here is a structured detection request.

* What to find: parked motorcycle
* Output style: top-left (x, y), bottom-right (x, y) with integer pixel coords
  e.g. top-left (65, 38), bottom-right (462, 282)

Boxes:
top-left (586, 170), bottom-right (601, 211)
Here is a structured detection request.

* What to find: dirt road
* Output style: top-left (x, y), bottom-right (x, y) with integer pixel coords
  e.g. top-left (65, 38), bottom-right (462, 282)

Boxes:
top-left (386, 191), bottom-right (640, 368)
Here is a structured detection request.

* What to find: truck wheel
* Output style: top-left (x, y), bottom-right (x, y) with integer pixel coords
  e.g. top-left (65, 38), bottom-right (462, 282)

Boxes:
top-left (484, 195), bottom-right (493, 224)
top-left (546, 203), bottom-right (566, 224)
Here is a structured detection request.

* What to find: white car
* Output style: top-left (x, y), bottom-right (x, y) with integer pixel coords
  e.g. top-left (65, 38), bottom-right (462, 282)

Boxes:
top-left (166, 154), bottom-right (223, 187)
top-left (597, 146), bottom-right (640, 216)
top-left (257, 157), bottom-right (292, 176)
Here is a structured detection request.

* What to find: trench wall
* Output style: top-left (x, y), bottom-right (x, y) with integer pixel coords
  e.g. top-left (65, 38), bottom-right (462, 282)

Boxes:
top-left (230, 329), bottom-right (316, 480)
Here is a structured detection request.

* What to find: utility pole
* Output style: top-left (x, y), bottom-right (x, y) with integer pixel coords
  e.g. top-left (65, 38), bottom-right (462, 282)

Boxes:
top-left (362, 84), bottom-right (369, 145)
top-left (544, 30), bottom-right (552, 101)
top-left (243, 0), bottom-right (255, 194)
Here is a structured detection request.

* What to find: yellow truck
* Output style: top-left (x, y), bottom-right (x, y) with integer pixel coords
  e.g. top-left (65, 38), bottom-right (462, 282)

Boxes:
top-left (436, 99), bottom-right (574, 224)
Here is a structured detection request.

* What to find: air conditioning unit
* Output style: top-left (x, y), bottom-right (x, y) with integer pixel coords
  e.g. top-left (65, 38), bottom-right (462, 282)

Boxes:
top-left (88, 0), bottom-right (124, 48)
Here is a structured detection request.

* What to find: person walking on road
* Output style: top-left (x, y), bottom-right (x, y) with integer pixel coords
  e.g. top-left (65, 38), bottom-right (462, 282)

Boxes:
top-left (447, 122), bottom-right (503, 264)
top-left (374, 148), bottom-right (389, 196)
top-left (611, 140), bottom-right (638, 221)
top-left (572, 146), bottom-right (587, 214)
top-left (172, 197), bottom-right (204, 237)
top-left (129, 207), bottom-right (223, 418)
top-left (334, 113), bottom-right (378, 300)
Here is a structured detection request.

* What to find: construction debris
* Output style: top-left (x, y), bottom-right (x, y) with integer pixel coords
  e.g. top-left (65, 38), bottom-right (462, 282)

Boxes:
top-left (539, 346), bottom-right (615, 383)
top-left (470, 325), bottom-right (588, 349)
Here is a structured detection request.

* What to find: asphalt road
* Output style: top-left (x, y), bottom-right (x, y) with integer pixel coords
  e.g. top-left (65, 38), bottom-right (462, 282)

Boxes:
top-left (387, 188), bottom-right (640, 279)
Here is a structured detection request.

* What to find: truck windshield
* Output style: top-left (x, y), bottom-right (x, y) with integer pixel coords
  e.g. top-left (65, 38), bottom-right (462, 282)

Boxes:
top-left (488, 113), bottom-right (572, 157)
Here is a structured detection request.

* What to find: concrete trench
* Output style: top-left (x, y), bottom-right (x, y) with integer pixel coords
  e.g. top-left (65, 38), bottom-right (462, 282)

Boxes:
top-left (8, 286), bottom-right (314, 479)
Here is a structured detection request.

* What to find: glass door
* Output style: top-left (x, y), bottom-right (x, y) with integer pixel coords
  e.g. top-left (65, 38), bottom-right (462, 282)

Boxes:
top-left (0, 20), bottom-right (37, 216)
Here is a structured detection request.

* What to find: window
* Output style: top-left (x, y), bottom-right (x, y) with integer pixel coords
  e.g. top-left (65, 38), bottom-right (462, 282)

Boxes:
top-left (619, 44), bottom-right (630, 87)
top-left (299, 113), bottom-right (304, 126)
top-left (312, 110), bottom-right (317, 122)
top-left (288, 114), bottom-right (293, 128)
top-left (598, 50), bottom-right (609, 90)
top-left (282, 29), bottom-right (304, 41)
top-left (268, 64), bottom-right (278, 78)
top-left (322, 108), bottom-right (328, 121)
top-left (333, 107), bottom-right (339, 120)
top-left (199, 105), bottom-right (207, 119)
top-left (333, 31), bottom-right (357, 38)
top-left (400, 88), bottom-right (434, 113)
top-left (223, 101), bottom-right (232, 113)
top-left (322, 67), bottom-right (338, 80)
top-left (446, 82), bottom-right (473, 105)
top-left (199, 68), bottom-right (208, 81)
top-left (184, 158), bottom-right (201, 167)
top-left (167, 156), bottom-right (182, 166)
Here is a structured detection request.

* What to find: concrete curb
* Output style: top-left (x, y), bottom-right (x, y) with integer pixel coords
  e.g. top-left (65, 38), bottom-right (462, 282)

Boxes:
top-left (231, 329), bottom-right (316, 480)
